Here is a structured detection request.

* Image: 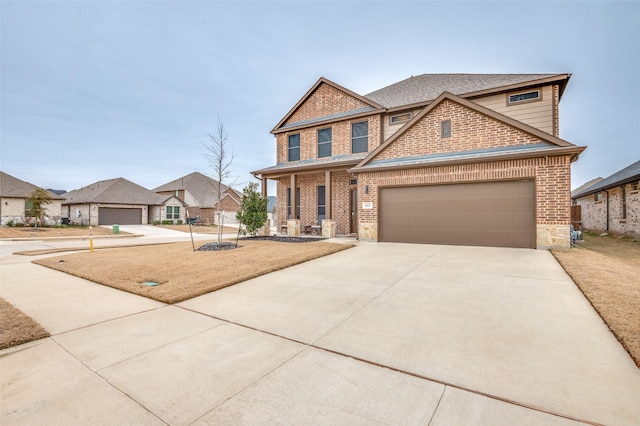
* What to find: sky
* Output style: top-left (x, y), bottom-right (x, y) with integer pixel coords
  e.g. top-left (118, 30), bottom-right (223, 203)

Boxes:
top-left (2, 1), bottom-right (639, 195)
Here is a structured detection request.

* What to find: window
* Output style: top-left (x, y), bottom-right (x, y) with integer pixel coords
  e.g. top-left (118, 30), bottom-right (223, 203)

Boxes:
top-left (25, 200), bottom-right (34, 217)
top-left (166, 206), bottom-right (180, 220)
top-left (288, 134), bottom-right (300, 162)
top-left (317, 186), bottom-right (326, 221)
top-left (317, 128), bottom-right (332, 158)
top-left (595, 192), bottom-right (603, 202)
top-left (441, 120), bottom-right (451, 138)
top-left (287, 187), bottom-right (300, 219)
top-left (622, 187), bottom-right (627, 219)
top-left (390, 113), bottom-right (411, 124)
top-left (507, 90), bottom-right (541, 105)
top-left (351, 121), bottom-right (368, 153)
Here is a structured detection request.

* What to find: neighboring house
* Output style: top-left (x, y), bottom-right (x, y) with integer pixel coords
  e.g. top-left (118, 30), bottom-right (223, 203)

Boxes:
top-left (571, 160), bottom-right (640, 238)
top-left (62, 178), bottom-right (184, 226)
top-left (253, 74), bottom-right (586, 248)
top-left (153, 172), bottom-right (242, 225)
top-left (0, 171), bottom-right (64, 226)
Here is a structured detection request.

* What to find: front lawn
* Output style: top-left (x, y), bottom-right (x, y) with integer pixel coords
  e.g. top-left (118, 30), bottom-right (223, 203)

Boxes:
top-left (34, 239), bottom-right (352, 304)
top-left (0, 225), bottom-right (127, 239)
top-left (0, 298), bottom-right (49, 350)
top-left (552, 232), bottom-right (640, 367)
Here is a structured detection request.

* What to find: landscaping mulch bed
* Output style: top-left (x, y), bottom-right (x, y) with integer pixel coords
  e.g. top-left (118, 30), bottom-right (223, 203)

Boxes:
top-left (240, 235), bottom-right (325, 243)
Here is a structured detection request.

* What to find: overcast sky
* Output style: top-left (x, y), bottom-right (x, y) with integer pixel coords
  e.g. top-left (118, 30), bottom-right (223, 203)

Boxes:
top-left (2, 1), bottom-right (639, 195)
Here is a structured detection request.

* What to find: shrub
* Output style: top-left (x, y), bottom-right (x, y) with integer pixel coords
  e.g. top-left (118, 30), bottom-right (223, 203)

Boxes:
top-left (177, 220), bottom-right (183, 225)
top-left (161, 220), bottom-right (173, 225)
top-left (152, 220), bottom-right (161, 225)
top-left (6, 219), bottom-right (14, 227)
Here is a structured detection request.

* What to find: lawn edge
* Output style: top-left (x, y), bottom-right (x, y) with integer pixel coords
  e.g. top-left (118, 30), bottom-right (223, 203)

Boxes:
top-left (32, 243), bottom-right (354, 305)
top-left (550, 249), bottom-right (640, 369)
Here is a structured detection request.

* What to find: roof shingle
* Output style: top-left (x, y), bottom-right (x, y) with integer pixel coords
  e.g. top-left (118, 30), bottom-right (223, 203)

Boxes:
top-left (364, 74), bottom-right (566, 108)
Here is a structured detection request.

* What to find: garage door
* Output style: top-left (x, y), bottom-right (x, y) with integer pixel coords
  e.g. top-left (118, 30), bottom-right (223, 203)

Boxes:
top-left (98, 208), bottom-right (142, 225)
top-left (379, 180), bottom-right (535, 248)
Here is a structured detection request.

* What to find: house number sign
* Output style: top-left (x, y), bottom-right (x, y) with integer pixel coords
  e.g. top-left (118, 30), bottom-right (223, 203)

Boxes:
top-left (362, 202), bottom-right (373, 209)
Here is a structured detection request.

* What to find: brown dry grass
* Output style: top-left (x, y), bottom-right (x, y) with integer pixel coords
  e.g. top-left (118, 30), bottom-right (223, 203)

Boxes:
top-left (0, 225), bottom-right (127, 239)
top-left (159, 224), bottom-right (239, 234)
top-left (0, 298), bottom-right (49, 350)
top-left (552, 232), bottom-right (640, 367)
top-left (34, 240), bottom-right (352, 304)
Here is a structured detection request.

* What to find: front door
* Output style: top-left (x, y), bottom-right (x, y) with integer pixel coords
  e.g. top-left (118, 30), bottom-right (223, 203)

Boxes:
top-left (350, 188), bottom-right (358, 233)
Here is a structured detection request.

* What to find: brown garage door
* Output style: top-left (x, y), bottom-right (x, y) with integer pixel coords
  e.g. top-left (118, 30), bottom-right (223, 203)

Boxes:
top-left (379, 180), bottom-right (535, 248)
top-left (98, 207), bottom-right (142, 225)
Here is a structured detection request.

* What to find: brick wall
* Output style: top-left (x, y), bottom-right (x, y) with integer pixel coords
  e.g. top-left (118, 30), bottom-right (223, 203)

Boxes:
top-left (357, 156), bottom-right (572, 229)
top-left (375, 99), bottom-right (541, 162)
top-left (276, 115), bottom-right (381, 163)
top-left (275, 171), bottom-right (353, 235)
top-left (577, 184), bottom-right (640, 237)
top-left (285, 83), bottom-right (370, 125)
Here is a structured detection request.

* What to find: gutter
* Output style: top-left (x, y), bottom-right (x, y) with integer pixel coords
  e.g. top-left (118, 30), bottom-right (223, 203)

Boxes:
top-left (605, 189), bottom-right (610, 232)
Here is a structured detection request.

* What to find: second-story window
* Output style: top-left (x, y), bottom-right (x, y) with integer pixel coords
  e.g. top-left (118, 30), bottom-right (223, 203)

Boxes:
top-left (351, 121), bottom-right (368, 153)
top-left (318, 128), bottom-right (332, 158)
top-left (288, 134), bottom-right (300, 162)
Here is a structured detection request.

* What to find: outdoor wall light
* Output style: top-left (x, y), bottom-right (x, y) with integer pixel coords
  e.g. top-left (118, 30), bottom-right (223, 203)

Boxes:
top-left (365, 185), bottom-right (369, 194)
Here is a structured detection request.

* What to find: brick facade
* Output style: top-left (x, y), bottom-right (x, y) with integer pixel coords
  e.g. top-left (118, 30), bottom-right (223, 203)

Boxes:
top-left (260, 76), bottom-right (581, 248)
top-left (284, 83), bottom-right (371, 126)
top-left (576, 183), bottom-right (640, 238)
top-left (374, 99), bottom-right (541, 162)
top-left (357, 156), bottom-right (572, 247)
top-left (276, 115), bottom-right (381, 163)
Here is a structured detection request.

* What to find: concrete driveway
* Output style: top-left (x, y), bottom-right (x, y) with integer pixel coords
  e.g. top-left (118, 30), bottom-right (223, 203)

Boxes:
top-left (2, 242), bottom-right (639, 425)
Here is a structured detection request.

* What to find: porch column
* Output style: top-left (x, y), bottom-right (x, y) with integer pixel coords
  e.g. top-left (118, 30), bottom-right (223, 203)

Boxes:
top-left (325, 171), bottom-right (331, 220)
top-left (288, 174), bottom-right (300, 236)
top-left (290, 174), bottom-right (297, 219)
top-left (261, 176), bottom-right (270, 236)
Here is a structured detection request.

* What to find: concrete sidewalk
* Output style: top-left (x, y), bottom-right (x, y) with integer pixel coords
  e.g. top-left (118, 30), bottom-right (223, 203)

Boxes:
top-left (2, 243), bottom-right (639, 425)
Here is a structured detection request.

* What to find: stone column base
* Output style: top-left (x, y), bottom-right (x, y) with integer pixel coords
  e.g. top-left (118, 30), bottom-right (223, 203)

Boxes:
top-left (287, 219), bottom-right (300, 237)
top-left (358, 223), bottom-right (377, 241)
top-left (263, 219), bottom-right (271, 236)
top-left (322, 220), bottom-right (336, 238)
top-left (537, 224), bottom-right (570, 249)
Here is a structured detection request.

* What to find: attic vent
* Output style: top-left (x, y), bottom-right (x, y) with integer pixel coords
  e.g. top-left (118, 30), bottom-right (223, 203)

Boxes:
top-left (441, 120), bottom-right (451, 138)
top-left (507, 90), bottom-right (541, 105)
top-left (389, 113), bottom-right (411, 124)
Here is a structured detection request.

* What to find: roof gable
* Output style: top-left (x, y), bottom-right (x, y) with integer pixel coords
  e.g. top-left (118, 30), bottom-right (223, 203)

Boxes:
top-left (572, 160), bottom-right (640, 199)
top-left (272, 77), bottom-right (384, 133)
top-left (365, 73), bottom-right (570, 109)
top-left (0, 171), bottom-right (64, 199)
top-left (153, 172), bottom-right (234, 207)
top-left (355, 92), bottom-right (580, 170)
top-left (63, 178), bottom-right (164, 205)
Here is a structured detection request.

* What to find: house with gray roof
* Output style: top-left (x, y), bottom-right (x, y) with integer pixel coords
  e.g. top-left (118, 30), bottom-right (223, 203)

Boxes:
top-left (62, 177), bottom-right (184, 226)
top-left (572, 160), bottom-right (640, 238)
top-left (253, 73), bottom-right (586, 248)
top-left (153, 172), bottom-right (242, 224)
top-left (0, 171), bottom-right (64, 226)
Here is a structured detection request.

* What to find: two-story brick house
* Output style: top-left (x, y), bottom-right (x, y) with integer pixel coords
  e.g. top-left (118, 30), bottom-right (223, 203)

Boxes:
top-left (253, 74), bottom-right (586, 248)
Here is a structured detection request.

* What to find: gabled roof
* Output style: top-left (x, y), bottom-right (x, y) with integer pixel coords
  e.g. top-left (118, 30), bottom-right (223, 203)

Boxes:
top-left (63, 178), bottom-right (166, 205)
top-left (0, 171), bottom-right (64, 200)
top-left (365, 74), bottom-right (570, 110)
top-left (351, 92), bottom-right (584, 173)
top-left (153, 172), bottom-right (240, 206)
top-left (572, 160), bottom-right (640, 199)
top-left (271, 77), bottom-right (385, 133)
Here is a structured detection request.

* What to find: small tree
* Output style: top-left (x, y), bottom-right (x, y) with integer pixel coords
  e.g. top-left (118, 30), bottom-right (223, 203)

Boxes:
top-left (203, 115), bottom-right (236, 245)
top-left (236, 182), bottom-right (268, 236)
top-left (26, 188), bottom-right (52, 229)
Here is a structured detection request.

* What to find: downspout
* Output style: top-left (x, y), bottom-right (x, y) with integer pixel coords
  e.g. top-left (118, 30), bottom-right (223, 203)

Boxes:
top-left (604, 190), bottom-right (610, 232)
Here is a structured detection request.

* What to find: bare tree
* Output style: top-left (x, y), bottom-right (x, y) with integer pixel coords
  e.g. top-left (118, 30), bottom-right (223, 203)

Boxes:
top-left (203, 115), bottom-right (236, 245)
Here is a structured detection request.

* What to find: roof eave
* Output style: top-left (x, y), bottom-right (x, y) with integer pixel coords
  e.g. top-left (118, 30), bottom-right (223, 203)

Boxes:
top-left (252, 159), bottom-right (362, 178)
top-left (350, 146), bottom-right (586, 174)
top-left (271, 108), bottom-right (385, 135)
top-left (572, 174), bottom-right (640, 199)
